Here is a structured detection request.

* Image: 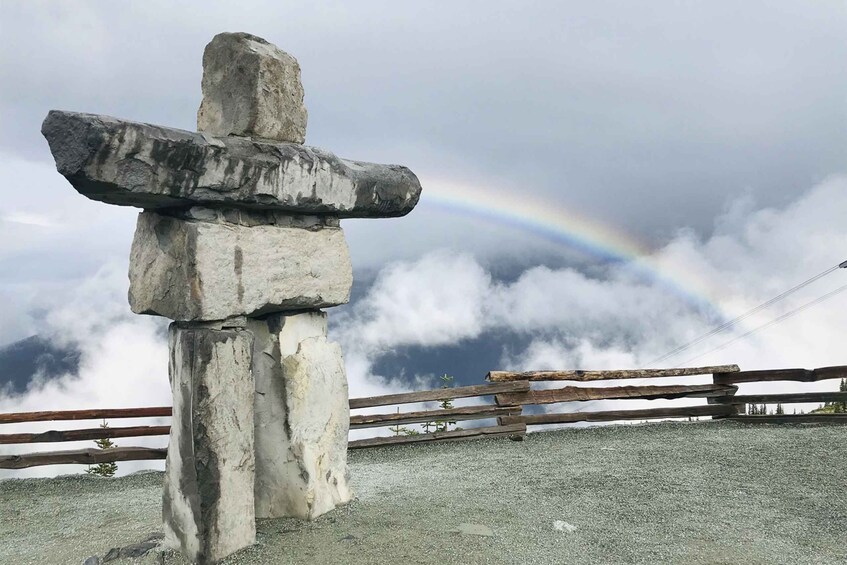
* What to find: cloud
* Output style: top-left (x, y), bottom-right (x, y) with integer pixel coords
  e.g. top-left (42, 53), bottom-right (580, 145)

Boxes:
top-left (336, 251), bottom-right (492, 351)
top-left (0, 263), bottom-right (171, 478)
top-left (0, 211), bottom-right (60, 227)
top-left (0, 263), bottom-right (414, 476)
top-left (2, 1), bottom-right (845, 243)
top-left (335, 175), bottom-right (847, 410)
top-left (0, 153), bottom-right (139, 299)
top-left (3, 2), bottom-right (845, 352)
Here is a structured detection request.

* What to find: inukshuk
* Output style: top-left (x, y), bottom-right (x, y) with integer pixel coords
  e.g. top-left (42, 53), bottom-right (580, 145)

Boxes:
top-left (41, 32), bottom-right (421, 563)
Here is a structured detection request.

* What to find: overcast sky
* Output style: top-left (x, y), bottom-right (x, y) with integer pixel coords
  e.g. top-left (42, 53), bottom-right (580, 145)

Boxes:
top-left (2, 1), bottom-right (845, 293)
top-left (1, 2), bottom-right (846, 475)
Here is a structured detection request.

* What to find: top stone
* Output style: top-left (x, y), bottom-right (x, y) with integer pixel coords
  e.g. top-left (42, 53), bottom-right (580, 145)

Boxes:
top-left (197, 32), bottom-right (308, 144)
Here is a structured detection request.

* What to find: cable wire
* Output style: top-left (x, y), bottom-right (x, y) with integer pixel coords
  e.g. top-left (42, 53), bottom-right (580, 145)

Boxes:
top-left (678, 282), bottom-right (847, 366)
top-left (648, 260), bottom-right (846, 366)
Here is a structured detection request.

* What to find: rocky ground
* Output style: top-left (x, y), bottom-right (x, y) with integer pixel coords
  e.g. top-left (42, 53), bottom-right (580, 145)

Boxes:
top-left (1, 420), bottom-right (845, 565)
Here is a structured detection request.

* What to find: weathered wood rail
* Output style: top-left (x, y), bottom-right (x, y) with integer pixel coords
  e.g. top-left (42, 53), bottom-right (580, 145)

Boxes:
top-left (0, 407), bottom-right (172, 425)
top-left (487, 365), bottom-right (741, 382)
top-left (0, 425), bottom-right (170, 445)
top-left (2, 364), bottom-right (844, 470)
top-left (0, 447), bottom-right (168, 470)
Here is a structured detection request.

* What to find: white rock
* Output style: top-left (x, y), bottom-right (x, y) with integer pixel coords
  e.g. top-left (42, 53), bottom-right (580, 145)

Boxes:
top-left (162, 324), bottom-right (256, 563)
top-left (128, 211), bottom-right (353, 321)
top-left (553, 520), bottom-right (578, 533)
top-left (250, 311), bottom-right (353, 520)
top-left (198, 32), bottom-right (307, 144)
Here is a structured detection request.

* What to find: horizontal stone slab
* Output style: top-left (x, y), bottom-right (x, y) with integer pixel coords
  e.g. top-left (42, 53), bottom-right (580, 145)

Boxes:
top-left (41, 110), bottom-right (421, 218)
top-left (129, 211), bottom-right (352, 321)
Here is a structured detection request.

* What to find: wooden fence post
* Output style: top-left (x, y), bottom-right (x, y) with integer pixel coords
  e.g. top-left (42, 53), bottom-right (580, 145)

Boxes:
top-left (494, 384), bottom-right (527, 441)
top-left (710, 372), bottom-right (744, 417)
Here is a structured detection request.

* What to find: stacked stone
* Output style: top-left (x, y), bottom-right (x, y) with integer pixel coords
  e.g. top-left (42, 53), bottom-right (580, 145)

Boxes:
top-left (41, 32), bottom-right (421, 564)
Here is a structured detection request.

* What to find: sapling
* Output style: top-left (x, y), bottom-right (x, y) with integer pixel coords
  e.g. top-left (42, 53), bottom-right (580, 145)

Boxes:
top-left (85, 419), bottom-right (118, 477)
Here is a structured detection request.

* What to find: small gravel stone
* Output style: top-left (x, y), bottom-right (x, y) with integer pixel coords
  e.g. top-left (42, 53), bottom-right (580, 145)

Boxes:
top-left (454, 524), bottom-right (494, 537)
top-left (553, 520), bottom-right (578, 533)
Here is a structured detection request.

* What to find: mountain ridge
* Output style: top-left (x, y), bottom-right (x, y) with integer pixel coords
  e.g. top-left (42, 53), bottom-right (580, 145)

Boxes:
top-left (0, 335), bottom-right (80, 396)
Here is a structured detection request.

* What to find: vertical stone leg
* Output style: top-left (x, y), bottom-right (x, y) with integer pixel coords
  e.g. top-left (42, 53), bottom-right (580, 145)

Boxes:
top-left (163, 323), bottom-right (256, 563)
top-left (250, 311), bottom-right (353, 520)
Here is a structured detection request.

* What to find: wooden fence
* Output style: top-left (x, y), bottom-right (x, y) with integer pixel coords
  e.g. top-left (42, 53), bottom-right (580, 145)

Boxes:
top-left (488, 364), bottom-right (847, 426)
top-left (1, 364), bottom-right (845, 470)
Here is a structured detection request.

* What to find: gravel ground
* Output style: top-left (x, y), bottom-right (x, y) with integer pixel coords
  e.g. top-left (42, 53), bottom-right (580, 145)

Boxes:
top-left (1, 421), bottom-right (845, 565)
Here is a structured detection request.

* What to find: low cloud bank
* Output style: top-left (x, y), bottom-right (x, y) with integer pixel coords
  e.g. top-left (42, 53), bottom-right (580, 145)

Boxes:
top-left (0, 265), bottom-right (170, 477)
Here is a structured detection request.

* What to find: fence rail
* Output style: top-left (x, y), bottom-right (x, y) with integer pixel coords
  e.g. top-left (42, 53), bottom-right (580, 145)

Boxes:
top-left (499, 404), bottom-right (733, 426)
top-left (0, 447), bottom-right (168, 470)
top-left (494, 383), bottom-right (737, 405)
top-left (348, 381), bottom-right (528, 409)
top-left (349, 405), bottom-right (519, 430)
top-left (713, 366), bottom-right (847, 384)
top-left (2, 363), bottom-right (844, 470)
top-left (0, 407), bottom-right (173, 425)
top-left (0, 425), bottom-right (170, 445)
top-left (487, 364), bottom-right (740, 382)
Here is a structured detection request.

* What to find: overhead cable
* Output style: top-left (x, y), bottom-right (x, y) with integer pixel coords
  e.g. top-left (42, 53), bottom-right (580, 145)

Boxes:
top-left (679, 282), bottom-right (847, 366)
top-left (649, 260), bottom-right (847, 366)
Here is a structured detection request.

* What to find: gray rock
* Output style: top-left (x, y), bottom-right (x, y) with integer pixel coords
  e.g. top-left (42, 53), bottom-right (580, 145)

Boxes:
top-left (162, 324), bottom-right (256, 563)
top-left (102, 548), bottom-right (120, 562)
top-left (144, 531), bottom-right (165, 542)
top-left (250, 311), bottom-right (353, 520)
top-left (197, 32), bottom-right (307, 144)
top-left (118, 540), bottom-right (159, 558)
top-left (41, 111), bottom-right (421, 218)
top-left (128, 211), bottom-right (353, 321)
top-left (82, 557), bottom-right (100, 565)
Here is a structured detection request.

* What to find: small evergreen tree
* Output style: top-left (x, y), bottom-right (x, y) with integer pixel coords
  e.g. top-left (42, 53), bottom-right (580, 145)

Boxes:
top-left (388, 375), bottom-right (462, 436)
top-left (389, 407), bottom-right (419, 436)
top-left (86, 420), bottom-right (118, 477)
top-left (775, 403), bottom-right (784, 415)
top-left (434, 374), bottom-right (460, 432)
top-left (810, 378), bottom-right (847, 415)
top-left (421, 374), bottom-right (461, 434)
top-left (748, 403), bottom-right (770, 415)
top-left (837, 378), bottom-right (847, 413)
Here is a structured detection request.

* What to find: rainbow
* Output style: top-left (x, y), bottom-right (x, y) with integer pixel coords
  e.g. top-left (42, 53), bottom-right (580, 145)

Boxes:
top-left (421, 178), bottom-right (721, 313)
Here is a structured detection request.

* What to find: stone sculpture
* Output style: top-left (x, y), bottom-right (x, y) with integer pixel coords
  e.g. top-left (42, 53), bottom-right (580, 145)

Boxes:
top-left (41, 31), bottom-right (421, 564)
